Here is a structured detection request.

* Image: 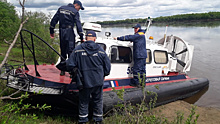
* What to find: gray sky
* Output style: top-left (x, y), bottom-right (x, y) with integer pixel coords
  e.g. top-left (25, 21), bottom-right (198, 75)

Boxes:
top-left (8, 0), bottom-right (220, 23)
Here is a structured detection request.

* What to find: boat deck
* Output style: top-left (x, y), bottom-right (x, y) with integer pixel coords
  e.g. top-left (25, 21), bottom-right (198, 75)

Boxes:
top-left (25, 65), bottom-right (72, 84)
top-left (3, 64), bottom-right (204, 95)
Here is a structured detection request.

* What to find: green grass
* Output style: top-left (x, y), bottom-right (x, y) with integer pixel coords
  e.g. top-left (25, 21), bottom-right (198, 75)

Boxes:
top-left (0, 43), bottom-right (58, 65)
top-left (0, 80), bottom-right (77, 124)
top-left (0, 44), bottom-right (26, 65)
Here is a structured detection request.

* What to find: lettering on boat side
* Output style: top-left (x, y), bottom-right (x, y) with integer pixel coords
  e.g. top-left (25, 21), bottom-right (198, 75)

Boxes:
top-left (127, 67), bottom-right (133, 74)
top-left (153, 66), bottom-right (162, 68)
top-left (146, 77), bottom-right (170, 83)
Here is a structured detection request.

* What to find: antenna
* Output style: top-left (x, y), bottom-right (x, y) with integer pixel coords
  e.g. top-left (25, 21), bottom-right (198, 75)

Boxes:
top-left (163, 25), bottom-right (168, 47)
top-left (145, 17), bottom-right (152, 38)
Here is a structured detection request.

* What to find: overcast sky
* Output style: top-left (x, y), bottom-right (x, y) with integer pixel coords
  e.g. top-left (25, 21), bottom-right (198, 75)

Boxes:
top-left (7, 0), bottom-right (220, 23)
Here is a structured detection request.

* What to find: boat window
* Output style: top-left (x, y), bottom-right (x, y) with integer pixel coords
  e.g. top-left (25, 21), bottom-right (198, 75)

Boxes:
top-left (154, 50), bottom-right (168, 64)
top-left (110, 46), bottom-right (132, 63)
top-left (146, 49), bottom-right (152, 64)
top-left (97, 43), bottom-right (106, 51)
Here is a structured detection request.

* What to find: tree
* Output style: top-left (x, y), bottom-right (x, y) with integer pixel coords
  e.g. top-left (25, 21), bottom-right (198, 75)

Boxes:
top-left (21, 11), bottom-right (59, 63)
top-left (0, 1), bottom-right (20, 43)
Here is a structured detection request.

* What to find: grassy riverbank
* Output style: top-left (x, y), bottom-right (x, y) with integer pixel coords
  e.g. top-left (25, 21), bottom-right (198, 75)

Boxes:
top-left (1, 91), bottom-right (220, 124)
top-left (0, 44), bottom-right (24, 65)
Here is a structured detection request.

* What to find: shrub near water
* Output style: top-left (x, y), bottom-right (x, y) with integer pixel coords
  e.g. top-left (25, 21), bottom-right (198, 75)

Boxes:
top-left (0, 81), bottom-right (51, 124)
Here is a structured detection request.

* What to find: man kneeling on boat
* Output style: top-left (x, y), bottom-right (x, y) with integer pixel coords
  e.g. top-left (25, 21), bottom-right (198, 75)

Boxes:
top-left (114, 24), bottom-right (147, 87)
top-left (66, 30), bottom-right (111, 124)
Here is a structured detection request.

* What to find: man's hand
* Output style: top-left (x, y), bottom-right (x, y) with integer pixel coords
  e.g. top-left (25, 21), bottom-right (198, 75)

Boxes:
top-left (50, 34), bottom-right (55, 39)
top-left (114, 37), bottom-right (117, 40)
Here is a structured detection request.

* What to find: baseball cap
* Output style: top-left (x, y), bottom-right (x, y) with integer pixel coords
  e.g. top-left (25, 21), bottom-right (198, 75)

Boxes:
top-left (74, 0), bottom-right (84, 10)
top-left (86, 30), bottom-right (96, 37)
top-left (132, 24), bottom-right (141, 29)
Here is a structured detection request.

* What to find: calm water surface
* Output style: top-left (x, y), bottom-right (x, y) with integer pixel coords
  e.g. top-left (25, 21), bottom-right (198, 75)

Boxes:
top-left (98, 25), bottom-right (220, 109)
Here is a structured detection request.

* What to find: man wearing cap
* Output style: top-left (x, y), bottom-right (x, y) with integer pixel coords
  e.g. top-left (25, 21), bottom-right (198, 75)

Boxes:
top-left (114, 24), bottom-right (147, 87)
top-left (66, 30), bottom-right (111, 124)
top-left (50, 0), bottom-right (85, 76)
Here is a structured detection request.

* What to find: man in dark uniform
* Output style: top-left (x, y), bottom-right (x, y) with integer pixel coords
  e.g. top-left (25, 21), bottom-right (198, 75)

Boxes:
top-left (66, 30), bottom-right (111, 124)
top-left (114, 24), bottom-right (147, 87)
top-left (50, 0), bottom-right (84, 76)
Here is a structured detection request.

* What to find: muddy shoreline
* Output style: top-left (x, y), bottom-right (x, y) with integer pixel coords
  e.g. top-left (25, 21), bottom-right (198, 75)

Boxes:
top-left (154, 100), bottom-right (220, 124)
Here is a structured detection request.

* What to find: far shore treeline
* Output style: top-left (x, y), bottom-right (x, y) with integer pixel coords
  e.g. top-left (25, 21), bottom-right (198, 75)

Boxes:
top-left (95, 12), bottom-right (220, 25)
top-left (1, 0), bottom-right (220, 64)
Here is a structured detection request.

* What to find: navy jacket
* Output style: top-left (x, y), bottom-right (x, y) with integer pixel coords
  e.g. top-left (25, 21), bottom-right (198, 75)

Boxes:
top-left (66, 41), bottom-right (111, 88)
top-left (50, 4), bottom-right (84, 41)
top-left (117, 29), bottom-right (147, 59)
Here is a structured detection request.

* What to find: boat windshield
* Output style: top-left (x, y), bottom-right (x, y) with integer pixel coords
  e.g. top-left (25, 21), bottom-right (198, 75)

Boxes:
top-left (110, 46), bottom-right (132, 63)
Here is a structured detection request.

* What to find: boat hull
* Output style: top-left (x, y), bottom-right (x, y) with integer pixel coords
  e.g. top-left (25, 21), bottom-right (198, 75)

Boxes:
top-left (3, 65), bottom-right (209, 114)
top-left (103, 78), bottom-right (209, 113)
top-left (25, 78), bottom-right (209, 115)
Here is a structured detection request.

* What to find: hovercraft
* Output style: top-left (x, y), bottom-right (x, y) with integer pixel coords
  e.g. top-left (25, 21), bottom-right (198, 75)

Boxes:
top-left (0, 20), bottom-right (209, 114)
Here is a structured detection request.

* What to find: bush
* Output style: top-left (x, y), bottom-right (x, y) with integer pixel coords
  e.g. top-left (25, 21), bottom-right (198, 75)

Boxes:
top-left (18, 11), bottom-right (59, 64)
top-left (0, 1), bottom-right (20, 43)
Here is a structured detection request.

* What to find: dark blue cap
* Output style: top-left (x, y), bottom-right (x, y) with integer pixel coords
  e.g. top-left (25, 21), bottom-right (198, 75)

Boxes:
top-left (74, 0), bottom-right (84, 10)
top-left (86, 30), bottom-right (96, 37)
top-left (132, 24), bottom-right (141, 29)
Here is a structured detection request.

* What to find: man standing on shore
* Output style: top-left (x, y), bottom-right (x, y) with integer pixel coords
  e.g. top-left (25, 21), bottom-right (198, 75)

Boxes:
top-left (114, 24), bottom-right (147, 87)
top-left (66, 30), bottom-right (111, 124)
top-left (50, 0), bottom-right (84, 76)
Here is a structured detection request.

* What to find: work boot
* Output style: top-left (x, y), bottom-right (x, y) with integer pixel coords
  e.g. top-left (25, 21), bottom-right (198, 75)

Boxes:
top-left (60, 71), bottom-right (65, 76)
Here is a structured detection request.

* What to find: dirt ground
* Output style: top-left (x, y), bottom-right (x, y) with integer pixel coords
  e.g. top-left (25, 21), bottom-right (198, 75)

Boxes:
top-left (153, 100), bottom-right (220, 124)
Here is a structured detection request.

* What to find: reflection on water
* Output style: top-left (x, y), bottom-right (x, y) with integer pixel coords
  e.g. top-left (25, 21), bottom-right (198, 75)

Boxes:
top-left (98, 23), bottom-right (220, 109)
top-left (184, 86), bottom-right (209, 104)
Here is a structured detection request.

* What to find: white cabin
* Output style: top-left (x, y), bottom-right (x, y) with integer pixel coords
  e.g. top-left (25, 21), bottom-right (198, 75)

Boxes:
top-left (80, 22), bottom-right (194, 80)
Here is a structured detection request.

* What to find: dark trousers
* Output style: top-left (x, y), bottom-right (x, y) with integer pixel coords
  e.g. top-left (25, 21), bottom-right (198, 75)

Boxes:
top-left (60, 39), bottom-right (75, 62)
top-left (78, 86), bottom-right (103, 123)
top-left (132, 58), bottom-right (146, 85)
top-left (59, 29), bottom-right (75, 62)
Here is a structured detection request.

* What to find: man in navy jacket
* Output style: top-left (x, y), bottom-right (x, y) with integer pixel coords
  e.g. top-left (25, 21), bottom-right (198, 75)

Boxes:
top-left (114, 24), bottom-right (147, 87)
top-left (66, 30), bottom-right (111, 124)
top-left (50, 0), bottom-right (84, 76)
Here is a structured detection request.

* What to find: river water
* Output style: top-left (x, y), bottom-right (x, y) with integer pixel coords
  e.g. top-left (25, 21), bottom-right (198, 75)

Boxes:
top-left (97, 24), bottom-right (220, 109)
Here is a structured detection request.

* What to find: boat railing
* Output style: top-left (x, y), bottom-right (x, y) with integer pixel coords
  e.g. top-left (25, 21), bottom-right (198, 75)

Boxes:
top-left (20, 29), bottom-right (64, 77)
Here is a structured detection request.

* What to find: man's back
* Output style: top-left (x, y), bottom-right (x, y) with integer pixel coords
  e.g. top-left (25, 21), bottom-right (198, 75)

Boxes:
top-left (66, 30), bottom-right (110, 123)
top-left (116, 29), bottom-right (147, 59)
top-left (50, 3), bottom-right (84, 40)
top-left (58, 4), bottom-right (78, 27)
top-left (49, 2), bottom-right (84, 67)
top-left (67, 41), bottom-right (111, 88)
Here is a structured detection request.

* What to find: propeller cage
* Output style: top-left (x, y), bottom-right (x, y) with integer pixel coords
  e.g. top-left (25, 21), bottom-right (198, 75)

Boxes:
top-left (160, 35), bottom-right (194, 73)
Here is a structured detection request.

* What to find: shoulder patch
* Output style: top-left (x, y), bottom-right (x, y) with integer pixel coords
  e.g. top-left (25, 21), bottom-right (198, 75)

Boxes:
top-left (138, 32), bottom-right (145, 35)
